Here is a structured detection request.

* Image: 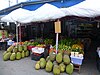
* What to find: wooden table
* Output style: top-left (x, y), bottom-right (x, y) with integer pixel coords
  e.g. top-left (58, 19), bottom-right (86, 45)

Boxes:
top-left (73, 64), bottom-right (81, 73)
top-left (70, 56), bottom-right (84, 73)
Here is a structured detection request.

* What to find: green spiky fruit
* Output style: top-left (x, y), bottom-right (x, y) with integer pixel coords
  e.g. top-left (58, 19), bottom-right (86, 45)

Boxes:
top-left (40, 58), bottom-right (45, 62)
top-left (22, 51), bottom-right (25, 58)
top-left (35, 63), bottom-right (40, 70)
top-left (7, 46), bottom-right (14, 52)
top-left (25, 50), bottom-right (29, 57)
top-left (18, 45), bottom-right (23, 52)
top-left (45, 60), bottom-right (53, 72)
top-left (53, 61), bottom-right (58, 65)
top-left (3, 52), bottom-right (11, 61)
top-left (23, 45), bottom-right (27, 51)
top-left (66, 63), bottom-right (74, 75)
top-left (10, 53), bottom-right (16, 61)
top-left (59, 62), bottom-right (66, 73)
top-left (3, 51), bottom-right (8, 56)
top-left (46, 56), bottom-right (50, 61)
top-left (36, 61), bottom-right (40, 64)
top-left (13, 47), bottom-right (18, 53)
top-left (16, 52), bottom-right (21, 60)
top-left (49, 52), bottom-right (56, 62)
top-left (40, 59), bottom-right (46, 69)
top-left (53, 65), bottom-right (60, 75)
top-left (63, 54), bottom-right (70, 65)
top-left (56, 53), bottom-right (62, 63)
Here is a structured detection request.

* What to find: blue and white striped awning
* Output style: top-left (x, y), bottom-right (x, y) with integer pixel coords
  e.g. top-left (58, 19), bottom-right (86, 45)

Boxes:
top-left (2, 0), bottom-right (100, 23)
top-left (0, 0), bottom-right (84, 15)
top-left (61, 0), bottom-right (100, 17)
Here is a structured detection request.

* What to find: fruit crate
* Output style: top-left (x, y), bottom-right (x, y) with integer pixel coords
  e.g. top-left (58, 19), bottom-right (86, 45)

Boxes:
top-left (31, 52), bottom-right (44, 61)
top-left (27, 46), bottom-right (35, 51)
top-left (7, 40), bottom-right (14, 46)
top-left (70, 56), bottom-right (84, 65)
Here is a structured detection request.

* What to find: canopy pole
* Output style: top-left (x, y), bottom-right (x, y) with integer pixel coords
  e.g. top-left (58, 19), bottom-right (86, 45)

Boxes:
top-left (15, 22), bottom-right (19, 44)
top-left (56, 33), bottom-right (59, 54)
top-left (19, 23), bottom-right (21, 42)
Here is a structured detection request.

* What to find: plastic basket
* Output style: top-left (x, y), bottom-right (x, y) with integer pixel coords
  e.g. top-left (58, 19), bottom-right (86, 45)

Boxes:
top-left (7, 41), bottom-right (14, 46)
top-left (31, 52), bottom-right (44, 61)
top-left (27, 46), bottom-right (35, 51)
top-left (70, 56), bottom-right (83, 65)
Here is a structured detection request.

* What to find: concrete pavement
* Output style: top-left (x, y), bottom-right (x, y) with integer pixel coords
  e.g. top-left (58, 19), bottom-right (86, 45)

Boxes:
top-left (0, 50), bottom-right (100, 75)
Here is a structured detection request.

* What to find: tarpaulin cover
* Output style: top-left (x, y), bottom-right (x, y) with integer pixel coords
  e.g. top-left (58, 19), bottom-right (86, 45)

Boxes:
top-left (61, 0), bottom-right (100, 17)
top-left (1, 3), bottom-right (66, 23)
top-left (1, 0), bottom-right (100, 23)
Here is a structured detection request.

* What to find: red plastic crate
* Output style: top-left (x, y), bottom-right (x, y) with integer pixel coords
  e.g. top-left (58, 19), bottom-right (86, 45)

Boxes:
top-left (27, 46), bottom-right (35, 51)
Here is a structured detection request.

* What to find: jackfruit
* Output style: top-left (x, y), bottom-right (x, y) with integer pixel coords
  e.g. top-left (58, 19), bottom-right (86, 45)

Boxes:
top-left (40, 59), bottom-right (46, 69)
top-left (35, 63), bottom-right (40, 70)
top-left (25, 50), bottom-right (29, 57)
top-left (40, 58), bottom-right (45, 62)
top-left (22, 51), bottom-right (25, 58)
top-left (45, 60), bottom-right (53, 72)
top-left (23, 45), bottom-right (27, 51)
top-left (46, 56), bottom-right (50, 61)
top-left (13, 47), bottom-right (18, 53)
top-left (63, 54), bottom-right (70, 65)
top-left (53, 61), bottom-right (58, 65)
top-left (56, 53), bottom-right (62, 63)
top-left (53, 65), bottom-right (60, 75)
top-left (18, 45), bottom-right (23, 52)
top-left (3, 52), bottom-right (11, 61)
top-left (66, 63), bottom-right (74, 75)
top-left (3, 51), bottom-right (7, 56)
top-left (49, 52), bottom-right (56, 62)
top-left (7, 45), bottom-right (14, 52)
top-left (59, 62), bottom-right (66, 73)
top-left (16, 52), bottom-right (21, 60)
top-left (10, 53), bottom-right (16, 61)
top-left (36, 61), bottom-right (40, 64)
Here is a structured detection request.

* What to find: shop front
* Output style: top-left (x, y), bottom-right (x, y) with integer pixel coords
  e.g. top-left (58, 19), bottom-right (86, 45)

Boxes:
top-left (0, 0), bottom-right (100, 74)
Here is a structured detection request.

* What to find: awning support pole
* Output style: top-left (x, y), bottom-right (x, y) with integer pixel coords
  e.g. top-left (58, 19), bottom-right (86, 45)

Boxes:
top-left (56, 33), bottom-right (59, 54)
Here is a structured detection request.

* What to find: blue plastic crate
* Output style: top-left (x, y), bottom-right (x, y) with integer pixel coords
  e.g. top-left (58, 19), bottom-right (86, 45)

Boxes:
top-left (70, 56), bottom-right (84, 65)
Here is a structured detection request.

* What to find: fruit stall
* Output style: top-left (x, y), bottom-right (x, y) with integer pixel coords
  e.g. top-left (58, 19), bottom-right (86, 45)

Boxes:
top-left (2, 37), bottom-right (84, 75)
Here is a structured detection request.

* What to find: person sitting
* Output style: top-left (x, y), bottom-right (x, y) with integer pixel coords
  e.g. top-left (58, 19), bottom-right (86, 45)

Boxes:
top-left (7, 33), bottom-right (15, 48)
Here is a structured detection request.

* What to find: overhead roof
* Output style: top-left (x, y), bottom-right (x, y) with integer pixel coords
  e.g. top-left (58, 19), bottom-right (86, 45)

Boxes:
top-left (0, 0), bottom-right (84, 15)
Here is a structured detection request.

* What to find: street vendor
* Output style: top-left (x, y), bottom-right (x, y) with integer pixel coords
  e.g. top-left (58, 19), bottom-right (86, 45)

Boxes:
top-left (0, 33), bottom-right (7, 50)
top-left (7, 33), bottom-right (15, 46)
top-left (8, 33), bottom-right (14, 40)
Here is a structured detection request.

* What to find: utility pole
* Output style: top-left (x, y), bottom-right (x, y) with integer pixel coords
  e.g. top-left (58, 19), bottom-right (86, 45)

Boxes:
top-left (8, 0), bottom-right (10, 6)
top-left (16, 0), bottom-right (18, 4)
